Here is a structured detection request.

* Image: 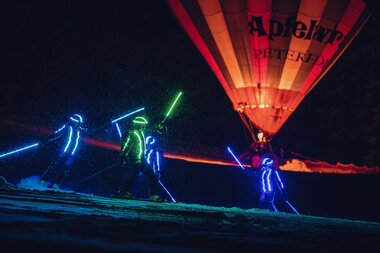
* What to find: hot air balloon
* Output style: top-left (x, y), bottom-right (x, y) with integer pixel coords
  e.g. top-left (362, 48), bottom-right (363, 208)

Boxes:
top-left (168, 0), bottom-right (370, 144)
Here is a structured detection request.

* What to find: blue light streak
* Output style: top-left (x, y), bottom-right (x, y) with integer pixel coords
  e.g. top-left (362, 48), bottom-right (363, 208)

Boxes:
top-left (55, 124), bottom-right (66, 133)
top-left (286, 200), bottom-right (300, 215)
top-left (147, 150), bottom-right (153, 165)
top-left (267, 169), bottom-right (272, 192)
top-left (275, 171), bottom-right (284, 189)
top-left (0, 143), bottom-right (39, 159)
top-left (70, 117), bottom-right (79, 123)
top-left (156, 151), bottom-right (160, 172)
top-left (158, 180), bottom-right (176, 203)
top-left (115, 123), bottom-right (122, 138)
top-left (111, 107), bottom-right (145, 123)
top-left (64, 126), bottom-right (73, 152)
top-left (71, 130), bottom-right (80, 155)
top-left (145, 136), bottom-right (152, 144)
top-left (261, 170), bottom-right (267, 193)
top-left (227, 146), bottom-right (245, 171)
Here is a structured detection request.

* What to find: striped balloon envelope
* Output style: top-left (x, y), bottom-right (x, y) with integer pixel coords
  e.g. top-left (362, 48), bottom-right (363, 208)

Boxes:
top-left (168, 0), bottom-right (370, 139)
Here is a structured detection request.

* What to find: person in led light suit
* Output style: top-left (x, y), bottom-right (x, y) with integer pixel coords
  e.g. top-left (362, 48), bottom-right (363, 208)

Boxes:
top-left (146, 123), bottom-right (167, 174)
top-left (116, 116), bottom-right (161, 201)
top-left (259, 157), bottom-right (287, 212)
top-left (41, 114), bottom-right (86, 188)
top-left (145, 123), bottom-right (169, 200)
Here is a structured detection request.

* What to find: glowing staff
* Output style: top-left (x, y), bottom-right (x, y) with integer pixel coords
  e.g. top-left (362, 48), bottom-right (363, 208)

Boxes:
top-left (158, 180), bottom-right (176, 203)
top-left (286, 200), bottom-right (300, 215)
top-left (71, 130), bottom-right (80, 155)
top-left (271, 193), bottom-right (278, 213)
top-left (111, 107), bottom-right (145, 124)
top-left (267, 169), bottom-right (272, 192)
top-left (64, 126), bottom-right (73, 152)
top-left (227, 146), bottom-right (245, 171)
top-left (0, 143), bottom-right (39, 159)
top-left (146, 150), bottom-right (154, 165)
top-left (55, 124), bottom-right (66, 133)
top-left (115, 123), bottom-right (122, 138)
top-left (162, 91), bottom-right (183, 123)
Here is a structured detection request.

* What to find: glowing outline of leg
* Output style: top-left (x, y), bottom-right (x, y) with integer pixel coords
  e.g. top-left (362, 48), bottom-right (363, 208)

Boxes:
top-left (115, 123), bottom-right (122, 138)
top-left (271, 192), bottom-right (278, 212)
top-left (0, 143), bottom-right (39, 159)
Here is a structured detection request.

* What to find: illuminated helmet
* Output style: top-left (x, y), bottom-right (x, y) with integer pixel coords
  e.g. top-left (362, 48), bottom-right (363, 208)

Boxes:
top-left (262, 157), bottom-right (274, 168)
top-left (133, 116), bottom-right (148, 126)
top-left (70, 114), bottom-right (84, 124)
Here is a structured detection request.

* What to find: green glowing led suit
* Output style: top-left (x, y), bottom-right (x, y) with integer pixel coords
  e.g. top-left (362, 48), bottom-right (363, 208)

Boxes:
top-left (121, 129), bottom-right (146, 163)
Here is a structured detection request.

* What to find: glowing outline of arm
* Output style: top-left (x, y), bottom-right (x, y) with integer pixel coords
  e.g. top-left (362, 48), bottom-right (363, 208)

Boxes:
top-left (162, 92), bottom-right (183, 122)
top-left (275, 171), bottom-right (284, 189)
top-left (55, 124), bottom-right (66, 133)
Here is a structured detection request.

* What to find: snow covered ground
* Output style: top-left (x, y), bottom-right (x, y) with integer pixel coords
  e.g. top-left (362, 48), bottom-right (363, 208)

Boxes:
top-left (0, 188), bottom-right (379, 252)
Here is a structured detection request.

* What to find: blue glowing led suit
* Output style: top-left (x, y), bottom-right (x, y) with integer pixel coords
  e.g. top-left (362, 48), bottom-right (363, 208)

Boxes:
top-left (259, 165), bottom-right (287, 213)
top-left (145, 123), bottom-right (168, 174)
top-left (261, 168), bottom-right (285, 193)
top-left (48, 114), bottom-right (85, 156)
top-left (42, 114), bottom-right (86, 187)
top-left (145, 135), bottom-right (161, 176)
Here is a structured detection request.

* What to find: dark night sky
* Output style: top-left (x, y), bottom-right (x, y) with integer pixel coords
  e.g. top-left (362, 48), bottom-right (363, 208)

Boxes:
top-left (0, 0), bottom-right (379, 166)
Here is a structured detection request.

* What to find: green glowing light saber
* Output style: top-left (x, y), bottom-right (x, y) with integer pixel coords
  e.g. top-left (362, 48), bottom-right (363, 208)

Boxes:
top-left (162, 91), bottom-right (183, 123)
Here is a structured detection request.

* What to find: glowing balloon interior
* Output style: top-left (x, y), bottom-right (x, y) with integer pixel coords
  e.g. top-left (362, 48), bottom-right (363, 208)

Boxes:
top-left (168, 0), bottom-right (370, 137)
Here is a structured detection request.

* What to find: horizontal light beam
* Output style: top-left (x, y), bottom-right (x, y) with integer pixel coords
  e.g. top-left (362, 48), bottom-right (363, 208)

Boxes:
top-left (0, 143), bottom-right (39, 159)
top-left (111, 107), bottom-right (145, 123)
